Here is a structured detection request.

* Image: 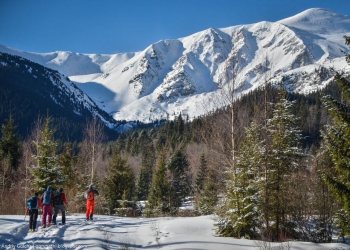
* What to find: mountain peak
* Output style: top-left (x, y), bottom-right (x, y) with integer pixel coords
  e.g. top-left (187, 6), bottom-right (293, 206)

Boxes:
top-left (1, 8), bottom-right (350, 125)
top-left (278, 8), bottom-right (350, 34)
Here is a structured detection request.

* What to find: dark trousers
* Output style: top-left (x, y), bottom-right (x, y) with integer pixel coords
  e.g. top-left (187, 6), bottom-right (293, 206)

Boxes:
top-left (53, 204), bottom-right (66, 224)
top-left (29, 209), bottom-right (39, 230)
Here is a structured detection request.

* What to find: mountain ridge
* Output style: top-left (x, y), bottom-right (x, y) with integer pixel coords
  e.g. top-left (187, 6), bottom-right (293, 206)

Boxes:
top-left (1, 8), bottom-right (350, 125)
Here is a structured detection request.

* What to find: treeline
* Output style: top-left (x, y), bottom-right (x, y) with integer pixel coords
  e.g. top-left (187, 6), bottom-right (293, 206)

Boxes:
top-left (0, 58), bottom-right (349, 243)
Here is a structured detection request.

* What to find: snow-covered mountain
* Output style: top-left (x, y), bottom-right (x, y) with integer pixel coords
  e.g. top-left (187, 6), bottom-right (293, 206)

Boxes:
top-left (1, 8), bottom-right (350, 124)
top-left (0, 52), bottom-right (138, 134)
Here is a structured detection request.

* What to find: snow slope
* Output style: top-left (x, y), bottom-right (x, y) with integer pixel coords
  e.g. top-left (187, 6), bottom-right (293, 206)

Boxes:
top-left (1, 214), bottom-right (349, 250)
top-left (1, 8), bottom-right (350, 124)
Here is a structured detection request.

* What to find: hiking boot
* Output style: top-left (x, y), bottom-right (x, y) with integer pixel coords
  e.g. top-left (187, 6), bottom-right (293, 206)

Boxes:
top-left (89, 215), bottom-right (93, 220)
top-left (29, 229), bottom-right (33, 233)
top-left (86, 217), bottom-right (89, 221)
top-left (48, 222), bottom-right (51, 227)
top-left (42, 224), bottom-right (46, 228)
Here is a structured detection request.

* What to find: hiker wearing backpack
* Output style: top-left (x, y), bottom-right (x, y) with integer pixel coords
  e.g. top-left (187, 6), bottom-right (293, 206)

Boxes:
top-left (52, 188), bottom-right (68, 225)
top-left (41, 186), bottom-right (54, 228)
top-left (26, 192), bottom-right (43, 232)
top-left (85, 184), bottom-right (99, 220)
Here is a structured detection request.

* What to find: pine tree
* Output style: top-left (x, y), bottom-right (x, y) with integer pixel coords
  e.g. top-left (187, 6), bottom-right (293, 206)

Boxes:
top-left (321, 35), bottom-right (350, 238)
top-left (0, 114), bottom-right (21, 189)
top-left (104, 151), bottom-right (135, 214)
top-left (31, 117), bottom-right (67, 192)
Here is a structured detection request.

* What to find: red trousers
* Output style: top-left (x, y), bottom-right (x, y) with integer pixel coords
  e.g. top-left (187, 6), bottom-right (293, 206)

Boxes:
top-left (86, 201), bottom-right (94, 218)
top-left (42, 204), bottom-right (52, 225)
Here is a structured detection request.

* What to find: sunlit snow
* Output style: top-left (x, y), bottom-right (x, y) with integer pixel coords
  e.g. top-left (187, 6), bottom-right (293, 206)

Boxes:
top-left (1, 8), bottom-right (350, 124)
top-left (1, 214), bottom-right (349, 249)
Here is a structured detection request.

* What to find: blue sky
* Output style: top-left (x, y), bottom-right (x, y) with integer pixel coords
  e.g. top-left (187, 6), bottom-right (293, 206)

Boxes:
top-left (1, 0), bottom-right (350, 54)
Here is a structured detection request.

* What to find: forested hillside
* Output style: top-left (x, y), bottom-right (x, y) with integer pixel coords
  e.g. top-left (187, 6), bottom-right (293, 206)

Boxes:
top-left (0, 52), bottom-right (124, 141)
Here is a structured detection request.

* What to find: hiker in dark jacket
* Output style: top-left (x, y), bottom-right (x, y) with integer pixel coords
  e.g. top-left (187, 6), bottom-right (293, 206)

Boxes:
top-left (41, 186), bottom-right (54, 228)
top-left (26, 192), bottom-right (43, 232)
top-left (52, 188), bottom-right (68, 225)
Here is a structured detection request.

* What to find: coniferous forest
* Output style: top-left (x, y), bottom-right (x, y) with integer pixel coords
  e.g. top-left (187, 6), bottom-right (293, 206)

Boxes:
top-left (1, 38), bottom-right (350, 243)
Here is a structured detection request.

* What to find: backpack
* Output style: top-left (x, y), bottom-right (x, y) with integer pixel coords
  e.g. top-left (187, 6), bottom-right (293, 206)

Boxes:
top-left (42, 191), bottom-right (52, 205)
top-left (84, 191), bottom-right (90, 199)
top-left (54, 193), bottom-right (63, 205)
top-left (84, 189), bottom-right (99, 199)
top-left (27, 196), bottom-right (38, 210)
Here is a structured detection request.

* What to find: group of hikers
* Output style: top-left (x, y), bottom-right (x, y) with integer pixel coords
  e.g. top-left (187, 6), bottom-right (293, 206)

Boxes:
top-left (26, 184), bottom-right (98, 232)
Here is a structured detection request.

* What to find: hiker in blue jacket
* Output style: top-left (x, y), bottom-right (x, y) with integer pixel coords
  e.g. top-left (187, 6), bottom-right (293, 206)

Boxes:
top-left (41, 186), bottom-right (54, 228)
top-left (26, 192), bottom-right (42, 232)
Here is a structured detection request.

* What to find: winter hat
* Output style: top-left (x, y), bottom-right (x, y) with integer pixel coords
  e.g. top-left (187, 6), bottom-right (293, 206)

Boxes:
top-left (59, 188), bottom-right (64, 192)
top-left (47, 186), bottom-right (52, 191)
top-left (89, 184), bottom-right (93, 189)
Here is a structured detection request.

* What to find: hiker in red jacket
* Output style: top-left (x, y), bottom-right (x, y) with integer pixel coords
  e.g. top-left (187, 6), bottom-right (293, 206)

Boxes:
top-left (85, 184), bottom-right (98, 220)
top-left (52, 188), bottom-right (68, 225)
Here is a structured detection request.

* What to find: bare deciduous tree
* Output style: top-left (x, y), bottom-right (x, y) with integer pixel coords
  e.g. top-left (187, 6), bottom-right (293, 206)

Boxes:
top-left (82, 117), bottom-right (106, 184)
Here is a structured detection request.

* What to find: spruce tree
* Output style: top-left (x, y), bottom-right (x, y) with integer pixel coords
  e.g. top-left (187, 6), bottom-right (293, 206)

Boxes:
top-left (216, 122), bottom-right (262, 238)
top-left (138, 130), bottom-right (151, 152)
top-left (321, 35), bottom-right (350, 238)
top-left (175, 114), bottom-right (185, 137)
top-left (130, 131), bottom-right (139, 155)
top-left (197, 166), bottom-right (218, 215)
top-left (115, 134), bottom-right (125, 154)
top-left (147, 152), bottom-right (170, 214)
top-left (266, 87), bottom-right (304, 240)
top-left (125, 136), bottom-right (132, 154)
top-left (104, 151), bottom-right (135, 214)
top-left (309, 147), bottom-right (336, 242)
top-left (0, 115), bottom-right (21, 189)
top-left (31, 117), bottom-right (67, 192)
top-left (167, 147), bottom-right (192, 210)
top-left (58, 143), bottom-right (76, 189)
top-left (195, 153), bottom-right (208, 192)
top-left (135, 142), bottom-right (156, 200)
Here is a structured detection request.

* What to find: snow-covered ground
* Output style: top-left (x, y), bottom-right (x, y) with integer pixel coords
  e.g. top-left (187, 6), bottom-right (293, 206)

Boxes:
top-left (1, 214), bottom-right (349, 250)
